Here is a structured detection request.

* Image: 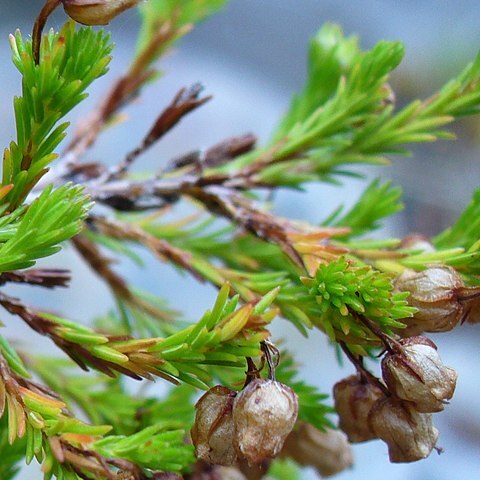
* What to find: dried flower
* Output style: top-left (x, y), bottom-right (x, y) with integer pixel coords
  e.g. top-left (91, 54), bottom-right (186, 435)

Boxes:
top-left (393, 265), bottom-right (464, 335)
top-left (369, 397), bottom-right (439, 463)
top-left (191, 386), bottom-right (238, 466)
top-left (233, 379), bottom-right (298, 465)
top-left (382, 336), bottom-right (457, 413)
top-left (282, 422), bottom-right (353, 477)
top-left (333, 374), bottom-right (386, 442)
top-left (62, 0), bottom-right (139, 25)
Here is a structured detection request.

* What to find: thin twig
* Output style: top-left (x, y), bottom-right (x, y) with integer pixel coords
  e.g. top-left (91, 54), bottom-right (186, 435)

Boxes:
top-left (339, 341), bottom-right (390, 396)
top-left (106, 84), bottom-right (211, 181)
top-left (0, 269), bottom-right (70, 288)
top-left (72, 233), bottom-right (174, 321)
top-left (32, 0), bottom-right (61, 64)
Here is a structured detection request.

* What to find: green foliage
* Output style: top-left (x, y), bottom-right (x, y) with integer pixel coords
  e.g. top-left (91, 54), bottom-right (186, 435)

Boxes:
top-left (135, 0), bottom-right (227, 79)
top-left (435, 189), bottom-right (480, 247)
top-left (2, 22), bottom-right (112, 210)
top-left (324, 178), bottom-right (403, 237)
top-left (301, 257), bottom-right (415, 344)
top-left (94, 424), bottom-right (195, 473)
top-left (0, 1), bottom-right (479, 478)
top-left (0, 335), bottom-right (31, 377)
top-left (210, 23), bottom-right (480, 188)
top-left (0, 415), bottom-right (25, 480)
top-left (267, 457), bottom-right (302, 480)
top-left (24, 284), bottom-right (275, 389)
top-left (33, 357), bottom-right (198, 473)
top-left (0, 184), bottom-right (91, 272)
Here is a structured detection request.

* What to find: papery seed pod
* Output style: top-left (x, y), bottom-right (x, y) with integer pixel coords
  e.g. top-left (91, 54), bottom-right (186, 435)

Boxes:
top-left (189, 464), bottom-right (247, 480)
top-left (282, 422), bottom-right (353, 477)
top-left (62, 0), bottom-right (139, 25)
top-left (333, 374), bottom-right (386, 442)
top-left (233, 379), bottom-right (298, 465)
top-left (399, 234), bottom-right (436, 253)
top-left (393, 265), bottom-right (464, 335)
top-left (464, 295), bottom-right (480, 324)
top-left (191, 386), bottom-right (238, 466)
top-left (369, 397), bottom-right (439, 463)
top-left (382, 336), bottom-right (457, 413)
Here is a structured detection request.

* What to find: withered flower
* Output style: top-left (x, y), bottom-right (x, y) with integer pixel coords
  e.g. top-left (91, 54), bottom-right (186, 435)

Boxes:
top-left (282, 422), bottom-right (353, 477)
top-left (393, 265), bottom-right (464, 335)
top-left (62, 0), bottom-right (139, 25)
top-left (191, 386), bottom-right (238, 466)
top-left (333, 374), bottom-right (386, 442)
top-left (382, 336), bottom-right (457, 413)
top-left (369, 397), bottom-right (439, 463)
top-left (233, 379), bottom-right (298, 465)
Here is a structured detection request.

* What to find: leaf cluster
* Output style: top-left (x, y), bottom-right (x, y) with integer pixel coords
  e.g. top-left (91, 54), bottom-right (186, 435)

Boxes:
top-left (0, 184), bottom-right (91, 272)
top-left (2, 22), bottom-right (111, 210)
top-left (210, 23), bottom-right (480, 188)
top-left (300, 257), bottom-right (415, 346)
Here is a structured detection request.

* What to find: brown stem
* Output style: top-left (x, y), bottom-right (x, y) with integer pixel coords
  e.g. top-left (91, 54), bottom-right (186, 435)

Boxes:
top-left (260, 340), bottom-right (280, 380)
top-left (353, 312), bottom-right (402, 353)
top-left (32, 0), bottom-right (61, 65)
top-left (105, 84), bottom-right (211, 182)
top-left (339, 341), bottom-right (390, 397)
top-left (0, 269), bottom-right (70, 288)
top-left (244, 357), bottom-right (262, 388)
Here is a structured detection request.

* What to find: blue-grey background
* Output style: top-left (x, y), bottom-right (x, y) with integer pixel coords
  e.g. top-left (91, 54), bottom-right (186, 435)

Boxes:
top-left (1, 1), bottom-right (480, 479)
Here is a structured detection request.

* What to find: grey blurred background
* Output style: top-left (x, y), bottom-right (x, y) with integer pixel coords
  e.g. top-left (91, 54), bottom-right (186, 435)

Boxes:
top-left (1, 1), bottom-right (480, 479)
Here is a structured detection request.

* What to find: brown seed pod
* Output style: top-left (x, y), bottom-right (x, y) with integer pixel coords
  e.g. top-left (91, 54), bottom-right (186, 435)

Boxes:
top-left (382, 336), bottom-right (457, 413)
top-left (393, 265), bottom-right (464, 335)
top-left (333, 374), bottom-right (386, 443)
top-left (62, 0), bottom-right (139, 25)
top-left (233, 379), bottom-right (298, 465)
top-left (369, 397), bottom-right (439, 463)
top-left (282, 422), bottom-right (353, 477)
top-left (191, 386), bottom-right (238, 466)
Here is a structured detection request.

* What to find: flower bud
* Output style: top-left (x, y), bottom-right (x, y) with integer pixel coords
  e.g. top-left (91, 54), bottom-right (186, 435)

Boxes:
top-left (233, 379), bottom-right (298, 465)
top-left (382, 336), bottom-right (457, 413)
top-left (62, 0), bottom-right (139, 26)
top-left (394, 266), bottom-right (464, 335)
top-left (333, 374), bottom-right (385, 442)
top-left (191, 386), bottom-right (238, 466)
top-left (369, 397), bottom-right (439, 463)
top-left (282, 422), bottom-right (353, 477)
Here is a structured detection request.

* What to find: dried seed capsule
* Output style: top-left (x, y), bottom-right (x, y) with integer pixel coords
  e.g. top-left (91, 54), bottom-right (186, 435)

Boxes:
top-left (369, 397), bottom-right (439, 463)
top-left (333, 374), bottom-right (386, 442)
top-left (233, 379), bottom-right (298, 465)
top-left (189, 464), bottom-right (247, 480)
top-left (282, 422), bottom-right (353, 477)
top-left (399, 234), bottom-right (436, 253)
top-left (393, 265), bottom-right (464, 335)
top-left (382, 336), bottom-right (457, 413)
top-left (191, 386), bottom-right (238, 466)
top-left (62, 0), bottom-right (139, 26)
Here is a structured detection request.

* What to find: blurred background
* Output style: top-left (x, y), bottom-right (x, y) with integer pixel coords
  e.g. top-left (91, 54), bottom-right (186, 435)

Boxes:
top-left (1, 1), bottom-right (480, 479)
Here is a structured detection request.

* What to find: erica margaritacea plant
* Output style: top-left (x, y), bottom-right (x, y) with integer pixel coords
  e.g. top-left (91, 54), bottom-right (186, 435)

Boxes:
top-left (1, 1), bottom-right (480, 479)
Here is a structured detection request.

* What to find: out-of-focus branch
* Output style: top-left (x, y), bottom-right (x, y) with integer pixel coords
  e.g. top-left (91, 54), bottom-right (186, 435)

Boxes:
top-left (72, 234), bottom-right (173, 321)
top-left (60, 20), bottom-right (188, 169)
top-left (106, 83), bottom-right (211, 181)
top-left (0, 269), bottom-right (70, 288)
top-left (89, 216), bottom-right (205, 281)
